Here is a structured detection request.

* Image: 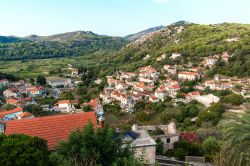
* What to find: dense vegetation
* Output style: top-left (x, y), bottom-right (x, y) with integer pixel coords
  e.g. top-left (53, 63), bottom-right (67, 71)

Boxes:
top-left (112, 23), bottom-right (250, 77)
top-left (0, 124), bottom-right (142, 166)
top-left (0, 134), bottom-right (50, 166)
top-left (51, 123), bottom-right (142, 166)
top-left (0, 72), bottom-right (19, 81)
top-left (216, 111), bottom-right (250, 165)
top-left (0, 31), bottom-right (127, 60)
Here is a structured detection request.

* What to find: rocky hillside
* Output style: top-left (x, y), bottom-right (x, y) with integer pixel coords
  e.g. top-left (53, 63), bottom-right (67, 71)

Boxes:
top-left (124, 25), bottom-right (165, 41)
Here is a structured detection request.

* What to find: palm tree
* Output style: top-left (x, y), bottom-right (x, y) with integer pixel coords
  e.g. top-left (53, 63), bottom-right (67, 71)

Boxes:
top-left (217, 111), bottom-right (250, 166)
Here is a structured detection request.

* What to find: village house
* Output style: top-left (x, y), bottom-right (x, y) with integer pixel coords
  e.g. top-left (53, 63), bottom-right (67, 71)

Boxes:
top-left (71, 68), bottom-right (79, 77)
top-left (186, 91), bottom-right (201, 101)
top-left (141, 91), bottom-right (153, 98)
top-left (110, 90), bottom-right (123, 101)
top-left (168, 66), bottom-right (177, 75)
top-left (149, 95), bottom-right (160, 103)
top-left (139, 66), bottom-right (158, 78)
top-left (132, 122), bottom-right (179, 153)
top-left (222, 52), bottom-right (230, 63)
top-left (128, 125), bottom-right (157, 164)
top-left (107, 76), bottom-right (117, 87)
top-left (49, 79), bottom-right (72, 88)
top-left (165, 84), bottom-right (180, 94)
top-left (120, 95), bottom-right (134, 106)
top-left (133, 82), bottom-right (146, 92)
top-left (156, 54), bottom-right (166, 61)
top-left (164, 79), bottom-right (179, 86)
top-left (125, 79), bottom-right (135, 86)
top-left (3, 112), bottom-right (97, 150)
top-left (205, 56), bottom-right (218, 66)
top-left (0, 107), bottom-right (23, 121)
top-left (0, 79), bottom-right (9, 89)
top-left (178, 71), bottom-right (200, 81)
top-left (82, 98), bottom-right (103, 114)
top-left (155, 86), bottom-right (167, 101)
top-left (193, 94), bottom-right (220, 107)
top-left (204, 80), bottom-right (234, 90)
top-left (94, 78), bottom-right (103, 85)
top-left (53, 100), bottom-right (77, 112)
top-left (56, 87), bottom-right (76, 94)
top-left (25, 86), bottom-right (45, 97)
top-left (10, 80), bottom-right (25, 87)
top-left (120, 72), bottom-right (137, 80)
top-left (131, 94), bottom-right (142, 102)
top-left (143, 54), bottom-right (151, 60)
top-left (18, 112), bottom-right (34, 120)
top-left (188, 67), bottom-right (202, 73)
top-left (115, 82), bottom-right (128, 91)
top-left (163, 65), bottom-right (171, 71)
top-left (6, 98), bottom-right (20, 106)
top-left (3, 88), bottom-right (19, 98)
top-left (99, 92), bottom-right (113, 104)
top-left (139, 77), bottom-right (155, 84)
top-left (170, 53), bottom-right (181, 59)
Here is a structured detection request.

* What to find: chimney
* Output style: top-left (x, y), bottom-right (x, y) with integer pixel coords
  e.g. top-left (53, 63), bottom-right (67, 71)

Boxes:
top-left (0, 121), bottom-right (6, 134)
top-left (98, 116), bottom-right (105, 129)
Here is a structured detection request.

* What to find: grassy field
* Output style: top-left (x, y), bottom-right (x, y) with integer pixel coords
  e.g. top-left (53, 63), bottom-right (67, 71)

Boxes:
top-left (0, 56), bottom-right (98, 79)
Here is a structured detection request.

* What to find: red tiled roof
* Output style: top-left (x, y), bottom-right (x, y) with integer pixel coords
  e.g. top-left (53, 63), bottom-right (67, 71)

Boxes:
top-left (56, 100), bottom-right (71, 104)
top-left (0, 107), bottom-right (23, 117)
top-left (87, 98), bottom-right (99, 108)
top-left (21, 97), bottom-right (32, 101)
top-left (168, 84), bottom-right (180, 89)
top-left (179, 132), bottom-right (200, 144)
top-left (179, 72), bottom-right (199, 76)
top-left (150, 95), bottom-right (158, 100)
top-left (26, 86), bottom-right (43, 92)
top-left (6, 87), bottom-right (18, 92)
top-left (0, 79), bottom-right (8, 83)
top-left (188, 91), bottom-right (201, 96)
top-left (6, 98), bottom-right (19, 105)
top-left (5, 112), bottom-right (97, 150)
top-left (18, 112), bottom-right (33, 118)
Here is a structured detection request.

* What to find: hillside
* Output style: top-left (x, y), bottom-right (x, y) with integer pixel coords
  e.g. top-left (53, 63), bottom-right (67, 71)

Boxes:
top-left (112, 22), bottom-right (250, 77)
top-left (0, 22), bottom-right (249, 77)
top-left (0, 31), bottom-right (127, 60)
top-left (0, 36), bottom-right (29, 44)
top-left (124, 25), bottom-right (165, 41)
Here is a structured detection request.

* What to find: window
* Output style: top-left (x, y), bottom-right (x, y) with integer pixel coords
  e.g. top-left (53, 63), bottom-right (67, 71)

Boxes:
top-left (167, 138), bottom-right (170, 143)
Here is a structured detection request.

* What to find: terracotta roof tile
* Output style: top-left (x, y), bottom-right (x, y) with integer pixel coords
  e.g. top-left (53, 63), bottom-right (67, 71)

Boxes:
top-left (5, 112), bottom-right (97, 150)
top-left (56, 100), bottom-right (71, 104)
top-left (0, 107), bottom-right (23, 117)
top-left (179, 72), bottom-right (199, 76)
top-left (6, 98), bottom-right (20, 105)
top-left (18, 112), bottom-right (33, 118)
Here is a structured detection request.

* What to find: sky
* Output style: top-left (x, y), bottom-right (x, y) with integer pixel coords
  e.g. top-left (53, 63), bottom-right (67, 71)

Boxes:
top-left (0, 0), bottom-right (250, 37)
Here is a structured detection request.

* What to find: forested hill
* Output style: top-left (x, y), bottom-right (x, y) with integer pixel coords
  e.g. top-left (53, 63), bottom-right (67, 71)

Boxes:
top-left (0, 31), bottom-right (127, 60)
top-left (111, 22), bottom-right (250, 77)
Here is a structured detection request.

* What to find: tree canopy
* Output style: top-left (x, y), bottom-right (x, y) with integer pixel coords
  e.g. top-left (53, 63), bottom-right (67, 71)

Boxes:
top-left (51, 122), bottom-right (142, 166)
top-left (0, 134), bottom-right (50, 166)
